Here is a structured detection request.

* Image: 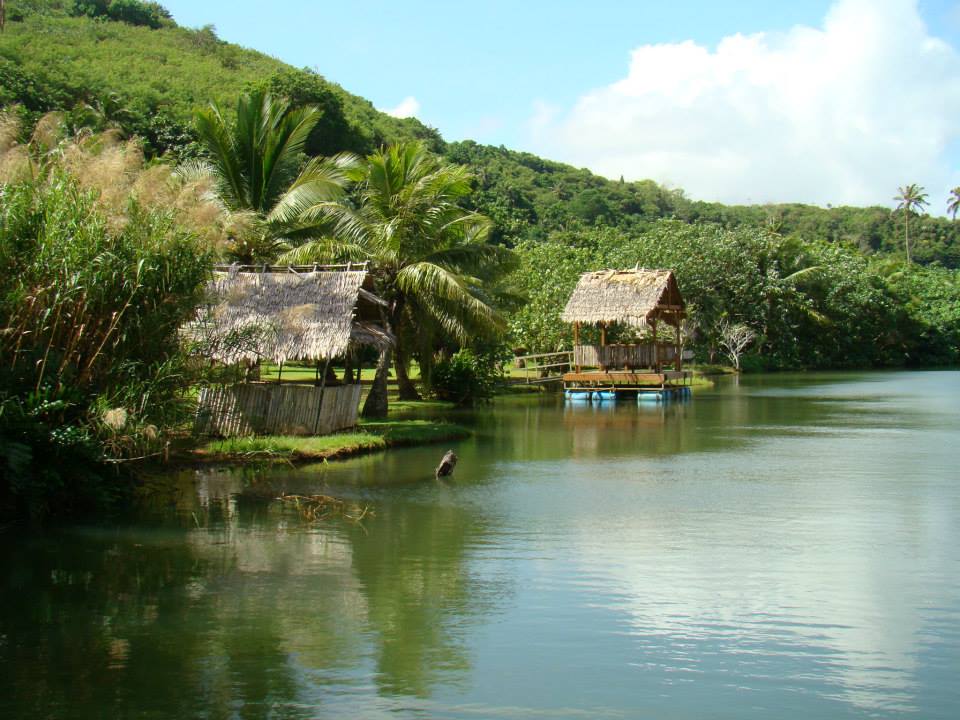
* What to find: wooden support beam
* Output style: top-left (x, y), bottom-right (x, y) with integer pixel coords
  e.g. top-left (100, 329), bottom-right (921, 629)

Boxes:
top-left (599, 322), bottom-right (607, 371)
top-left (674, 310), bottom-right (682, 371)
top-left (651, 319), bottom-right (659, 371)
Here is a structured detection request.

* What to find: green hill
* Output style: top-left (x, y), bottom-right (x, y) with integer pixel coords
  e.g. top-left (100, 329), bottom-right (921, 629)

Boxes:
top-left (1, 0), bottom-right (958, 267)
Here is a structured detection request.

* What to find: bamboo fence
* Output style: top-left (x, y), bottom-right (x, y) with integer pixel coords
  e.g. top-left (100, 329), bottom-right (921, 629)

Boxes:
top-left (195, 383), bottom-right (362, 437)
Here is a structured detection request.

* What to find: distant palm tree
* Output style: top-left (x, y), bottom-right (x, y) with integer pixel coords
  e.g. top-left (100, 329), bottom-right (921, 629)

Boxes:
top-left (192, 89), bottom-right (358, 261)
top-left (280, 142), bottom-right (512, 413)
top-left (948, 187), bottom-right (960, 221)
top-left (893, 184), bottom-right (929, 265)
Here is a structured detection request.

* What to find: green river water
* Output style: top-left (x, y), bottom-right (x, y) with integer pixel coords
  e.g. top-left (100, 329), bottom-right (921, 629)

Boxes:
top-left (1, 371), bottom-right (959, 719)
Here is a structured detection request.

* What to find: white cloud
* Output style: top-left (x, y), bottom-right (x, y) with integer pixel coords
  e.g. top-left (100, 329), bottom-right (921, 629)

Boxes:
top-left (528, 0), bottom-right (960, 207)
top-left (382, 96), bottom-right (421, 119)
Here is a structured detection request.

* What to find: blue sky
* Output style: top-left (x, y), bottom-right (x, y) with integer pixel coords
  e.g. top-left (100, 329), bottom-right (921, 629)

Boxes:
top-left (161, 1), bottom-right (960, 207)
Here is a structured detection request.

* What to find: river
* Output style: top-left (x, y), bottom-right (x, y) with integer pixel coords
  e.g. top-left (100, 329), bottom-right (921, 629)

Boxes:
top-left (2, 371), bottom-right (958, 719)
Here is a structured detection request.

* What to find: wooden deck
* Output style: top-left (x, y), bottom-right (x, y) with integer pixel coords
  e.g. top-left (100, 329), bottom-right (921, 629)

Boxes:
top-left (562, 370), bottom-right (691, 387)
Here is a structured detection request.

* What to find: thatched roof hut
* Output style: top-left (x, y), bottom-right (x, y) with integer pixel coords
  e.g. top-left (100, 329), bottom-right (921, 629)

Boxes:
top-left (561, 268), bottom-right (685, 330)
top-left (195, 265), bottom-right (392, 365)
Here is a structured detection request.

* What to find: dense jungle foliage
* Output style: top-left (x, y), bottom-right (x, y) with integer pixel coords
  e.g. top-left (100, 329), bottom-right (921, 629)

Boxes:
top-left (2, 0), bottom-right (958, 267)
top-left (509, 223), bottom-right (960, 369)
top-left (1, 1), bottom-right (958, 519)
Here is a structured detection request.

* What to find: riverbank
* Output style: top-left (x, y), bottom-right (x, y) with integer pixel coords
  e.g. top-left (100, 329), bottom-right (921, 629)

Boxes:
top-left (190, 418), bottom-right (471, 464)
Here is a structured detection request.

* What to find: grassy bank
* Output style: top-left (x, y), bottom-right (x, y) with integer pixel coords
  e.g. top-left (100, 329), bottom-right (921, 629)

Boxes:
top-left (193, 418), bottom-right (470, 464)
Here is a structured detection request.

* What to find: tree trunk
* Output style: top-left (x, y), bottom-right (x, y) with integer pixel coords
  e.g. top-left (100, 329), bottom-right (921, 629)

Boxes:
top-left (362, 304), bottom-right (395, 418)
top-left (361, 347), bottom-right (391, 418)
top-left (343, 354), bottom-right (354, 385)
top-left (325, 362), bottom-right (339, 385)
top-left (905, 213), bottom-right (911, 265)
top-left (395, 350), bottom-right (421, 401)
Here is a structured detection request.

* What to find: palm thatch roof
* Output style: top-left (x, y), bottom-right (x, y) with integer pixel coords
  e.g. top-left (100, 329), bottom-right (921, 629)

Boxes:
top-left (561, 268), bottom-right (685, 328)
top-left (195, 266), bottom-right (392, 364)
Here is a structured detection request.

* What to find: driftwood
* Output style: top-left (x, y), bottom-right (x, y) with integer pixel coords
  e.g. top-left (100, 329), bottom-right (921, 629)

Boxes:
top-left (435, 450), bottom-right (458, 479)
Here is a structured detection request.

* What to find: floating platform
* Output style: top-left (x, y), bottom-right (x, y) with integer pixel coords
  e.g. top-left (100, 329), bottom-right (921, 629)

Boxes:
top-left (563, 370), bottom-right (690, 386)
top-left (563, 369), bottom-right (693, 404)
top-left (564, 385), bottom-right (692, 404)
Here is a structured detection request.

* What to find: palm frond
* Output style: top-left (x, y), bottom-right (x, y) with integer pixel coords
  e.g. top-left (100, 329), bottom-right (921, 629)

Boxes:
top-left (267, 152), bottom-right (360, 224)
top-left (397, 262), bottom-right (504, 339)
top-left (782, 265), bottom-right (823, 284)
top-left (194, 103), bottom-right (247, 210)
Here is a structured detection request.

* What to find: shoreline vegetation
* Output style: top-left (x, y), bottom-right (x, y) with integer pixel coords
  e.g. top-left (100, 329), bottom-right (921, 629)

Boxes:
top-left (188, 417), bottom-right (472, 465)
top-left (180, 368), bottom-right (719, 467)
top-left (1, 0), bottom-right (958, 521)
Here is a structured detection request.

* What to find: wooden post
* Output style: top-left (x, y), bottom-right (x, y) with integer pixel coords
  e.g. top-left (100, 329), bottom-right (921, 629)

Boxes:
top-left (573, 322), bottom-right (581, 373)
top-left (651, 318), bottom-right (659, 372)
top-left (600, 322), bottom-right (607, 371)
top-left (675, 311), bottom-right (682, 371)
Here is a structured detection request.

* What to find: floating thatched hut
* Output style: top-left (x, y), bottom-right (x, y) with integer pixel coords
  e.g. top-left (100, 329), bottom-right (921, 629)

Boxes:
top-left (192, 264), bottom-right (392, 437)
top-left (560, 267), bottom-right (689, 392)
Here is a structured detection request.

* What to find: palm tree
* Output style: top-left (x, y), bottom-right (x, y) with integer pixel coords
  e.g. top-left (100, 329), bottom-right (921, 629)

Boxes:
top-left (279, 142), bottom-right (513, 414)
top-left (192, 89), bottom-right (358, 262)
top-left (893, 184), bottom-right (929, 265)
top-left (947, 187), bottom-right (960, 221)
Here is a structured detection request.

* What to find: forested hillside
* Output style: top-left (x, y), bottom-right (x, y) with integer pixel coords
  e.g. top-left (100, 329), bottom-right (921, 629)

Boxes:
top-left (2, 0), bottom-right (958, 268)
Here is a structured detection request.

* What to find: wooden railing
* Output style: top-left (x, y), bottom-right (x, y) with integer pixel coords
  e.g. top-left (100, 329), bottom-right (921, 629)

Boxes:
top-left (574, 343), bottom-right (678, 370)
top-left (513, 351), bottom-right (573, 384)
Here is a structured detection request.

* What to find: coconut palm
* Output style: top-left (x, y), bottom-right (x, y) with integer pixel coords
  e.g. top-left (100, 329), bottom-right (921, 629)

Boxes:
top-left (279, 141), bottom-right (513, 414)
top-left (947, 187), bottom-right (960, 221)
top-left (893, 184), bottom-right (929, 265)
top-left (192, 89), bottom-right (359, 261)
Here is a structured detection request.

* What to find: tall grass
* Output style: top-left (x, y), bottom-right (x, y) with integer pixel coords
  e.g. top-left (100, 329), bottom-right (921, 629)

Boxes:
top-left (0, 122), bottom-right (214, 518)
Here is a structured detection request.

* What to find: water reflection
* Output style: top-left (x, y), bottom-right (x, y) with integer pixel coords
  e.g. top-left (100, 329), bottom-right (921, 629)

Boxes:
top-left (1, 372), bottom-right (958, 718)
top-left (0, 466), bottom-right (509, 717)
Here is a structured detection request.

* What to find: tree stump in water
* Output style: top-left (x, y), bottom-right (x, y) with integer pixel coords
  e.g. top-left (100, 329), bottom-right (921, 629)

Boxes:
top-left (435, 450), bottom-right (458, 479)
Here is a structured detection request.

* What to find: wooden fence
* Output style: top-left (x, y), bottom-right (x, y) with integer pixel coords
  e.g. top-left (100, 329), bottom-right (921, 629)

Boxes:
top-left (574, 343), bottom-right (678, 369)
top-left (195, 383), bottom-right (363, 437)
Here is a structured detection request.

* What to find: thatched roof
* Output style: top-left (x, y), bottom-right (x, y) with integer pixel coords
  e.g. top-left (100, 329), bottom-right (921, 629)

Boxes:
top-left (561, 268), bottom-right (685, 328)
top-left (196, 266), bottom-right (392, 364)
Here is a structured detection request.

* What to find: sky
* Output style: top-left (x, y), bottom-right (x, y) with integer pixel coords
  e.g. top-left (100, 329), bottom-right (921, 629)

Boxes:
top-left (160, 0), bottom-right (960, 209)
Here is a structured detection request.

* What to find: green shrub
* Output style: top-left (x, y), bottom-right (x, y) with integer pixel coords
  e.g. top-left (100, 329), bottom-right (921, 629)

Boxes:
top-left (70, 0), bottom-right (169, 28)
top-left (431, 349), bottom-right (501, 406)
